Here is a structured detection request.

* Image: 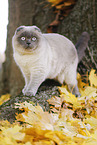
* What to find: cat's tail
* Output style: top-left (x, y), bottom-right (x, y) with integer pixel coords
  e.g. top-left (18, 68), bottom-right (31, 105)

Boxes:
top-left (75, 32), bottom-right (90, 63)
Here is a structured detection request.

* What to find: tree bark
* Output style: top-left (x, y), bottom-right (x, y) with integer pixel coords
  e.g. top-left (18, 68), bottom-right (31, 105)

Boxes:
top-left (57, 0), bottom-right (97, 73)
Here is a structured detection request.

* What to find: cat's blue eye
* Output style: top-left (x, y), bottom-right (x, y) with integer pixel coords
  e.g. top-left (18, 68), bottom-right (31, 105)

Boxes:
top-left (32, 37), bottom-right (37, 41)
top-left (21, 37), bottom-right (26, 41)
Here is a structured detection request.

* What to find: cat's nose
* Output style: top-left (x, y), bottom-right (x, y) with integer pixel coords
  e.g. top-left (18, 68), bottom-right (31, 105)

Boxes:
top-left (27, 42), bottom-right (31, 45)
top-left (26, 39), bottom-right (31, 46)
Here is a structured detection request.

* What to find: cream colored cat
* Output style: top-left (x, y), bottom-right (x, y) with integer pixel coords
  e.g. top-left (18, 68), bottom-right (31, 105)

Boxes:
top-left (12, 26), bottom-right (89, 97)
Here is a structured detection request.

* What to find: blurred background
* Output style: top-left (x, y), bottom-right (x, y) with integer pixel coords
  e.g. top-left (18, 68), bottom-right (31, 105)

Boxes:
top-left (0, 0), bottom-right (8, 66)
top-left (0, 0), bottom-right (8, 54)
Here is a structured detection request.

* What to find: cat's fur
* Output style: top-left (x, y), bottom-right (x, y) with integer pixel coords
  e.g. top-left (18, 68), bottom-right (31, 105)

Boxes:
top-left (12, 26), bottom-right (89, 97)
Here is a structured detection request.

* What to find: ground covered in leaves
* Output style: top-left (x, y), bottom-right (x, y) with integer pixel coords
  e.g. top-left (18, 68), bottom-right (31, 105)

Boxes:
top-left (0, 69), bottom-right (97, 145)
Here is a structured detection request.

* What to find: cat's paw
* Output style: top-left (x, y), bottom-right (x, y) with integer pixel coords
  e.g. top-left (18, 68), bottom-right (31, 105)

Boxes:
top-left (22, 88), bottom-right (36, 96)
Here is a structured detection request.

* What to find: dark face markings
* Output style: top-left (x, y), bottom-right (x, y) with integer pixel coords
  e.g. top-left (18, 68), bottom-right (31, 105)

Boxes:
top-left (19, 31), bottom-right (38, 39)
top-left (16, 26), bottom-right (24, 33)
top-left (34, 27), bottom-right (41, 33)
top-left (17, 31), bottom-right (39, 49)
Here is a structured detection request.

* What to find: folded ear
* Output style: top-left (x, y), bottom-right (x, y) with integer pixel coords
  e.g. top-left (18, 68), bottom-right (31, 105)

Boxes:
top-left (33, 26), bottom-right (41, 33)
top-left (15, 26), bottom-right (25, 34)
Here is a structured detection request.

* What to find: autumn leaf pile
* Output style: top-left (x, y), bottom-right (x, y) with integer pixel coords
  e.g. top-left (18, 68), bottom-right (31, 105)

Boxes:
top-left (0, 69), bottom-right (97, 145)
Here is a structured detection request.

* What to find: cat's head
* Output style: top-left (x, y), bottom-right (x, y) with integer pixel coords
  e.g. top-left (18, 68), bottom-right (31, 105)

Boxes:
top-left (12, 25), bottom-right (42, 53)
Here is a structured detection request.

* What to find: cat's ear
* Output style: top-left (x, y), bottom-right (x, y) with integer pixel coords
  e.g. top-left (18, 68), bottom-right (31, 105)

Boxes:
top-left (33, 26), bottom-right (41, 33)
top-left (15, 26), bottom-right (25, 34)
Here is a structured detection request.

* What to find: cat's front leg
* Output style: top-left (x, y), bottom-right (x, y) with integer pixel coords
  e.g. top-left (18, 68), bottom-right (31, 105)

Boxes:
top-left (22, 70), bottom-right (46, 96)
top-left (22, 71), bottom-right (31, 94)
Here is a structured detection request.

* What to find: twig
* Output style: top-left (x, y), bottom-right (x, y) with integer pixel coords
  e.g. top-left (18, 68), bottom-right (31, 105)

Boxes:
top-left (87, 46), bottom-right (97, 69)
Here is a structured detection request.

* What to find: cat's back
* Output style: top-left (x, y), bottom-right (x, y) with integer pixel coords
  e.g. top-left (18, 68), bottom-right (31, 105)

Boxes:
top-left (43, 33), bottom-right (78, 63)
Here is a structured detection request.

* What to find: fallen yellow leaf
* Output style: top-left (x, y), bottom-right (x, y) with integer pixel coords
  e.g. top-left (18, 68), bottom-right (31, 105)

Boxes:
top-left (89, 69), bottom-right (97, 87)
top-left (0, 94), bottom-right (11, 105)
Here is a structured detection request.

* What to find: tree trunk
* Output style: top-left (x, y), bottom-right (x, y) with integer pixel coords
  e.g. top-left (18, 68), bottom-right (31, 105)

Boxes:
top-left (0, 0), bottom-right (97, 96)
top-left (0, 0), bottom-right (55, 96)
top-left (57, 0), bottom-right (97, 73)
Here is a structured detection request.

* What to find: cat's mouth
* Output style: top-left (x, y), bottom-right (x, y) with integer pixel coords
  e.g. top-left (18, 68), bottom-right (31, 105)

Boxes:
top-left (24, 46), bottom-right (36, 51)
top-left (25, 46), bottom-right (32, 49)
